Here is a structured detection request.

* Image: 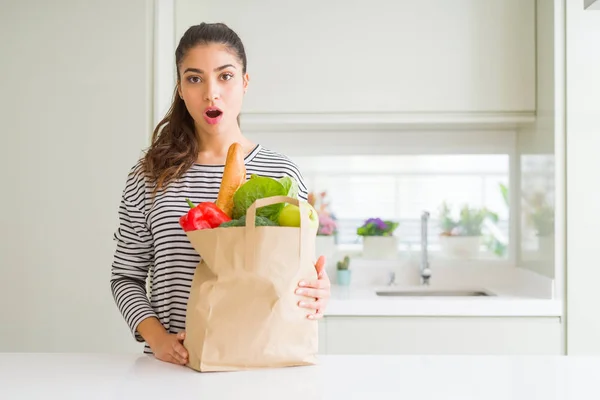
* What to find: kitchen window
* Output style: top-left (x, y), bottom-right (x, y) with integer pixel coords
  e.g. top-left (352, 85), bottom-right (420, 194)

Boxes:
top-left (295, 154), bottom-right (510, 259)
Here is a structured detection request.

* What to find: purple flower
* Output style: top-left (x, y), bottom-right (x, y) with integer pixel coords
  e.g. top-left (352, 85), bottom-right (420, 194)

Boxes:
top-left (366, 218), bottom-right (387, 230)
top-left (375, 219), bottom-right (387, 230)
top-left (358, 217), bottom-right (399, 236)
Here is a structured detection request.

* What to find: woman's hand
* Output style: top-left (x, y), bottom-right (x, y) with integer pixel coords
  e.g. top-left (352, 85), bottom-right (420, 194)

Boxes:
top-left (149, 331), bottom-right (189, 366)
top-left (296, 255), bottom-right (331, 319)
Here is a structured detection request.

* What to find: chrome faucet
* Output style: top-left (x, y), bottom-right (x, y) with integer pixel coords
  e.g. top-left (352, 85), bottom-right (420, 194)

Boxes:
top-left (420, 211), bottom-right (432, 285)
top-left (387, 271), bottom-right (396, 286)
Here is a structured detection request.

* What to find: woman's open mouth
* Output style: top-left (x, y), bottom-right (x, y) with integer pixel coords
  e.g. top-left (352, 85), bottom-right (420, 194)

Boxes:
top-left (203, 107), bottom-right (223, 125)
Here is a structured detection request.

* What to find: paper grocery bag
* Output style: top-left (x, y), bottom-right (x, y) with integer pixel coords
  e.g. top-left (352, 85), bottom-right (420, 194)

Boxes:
top-left (183, 195), bottom-right (319, 372)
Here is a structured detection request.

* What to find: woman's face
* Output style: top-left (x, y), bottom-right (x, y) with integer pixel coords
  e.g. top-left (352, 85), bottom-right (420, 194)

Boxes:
top-left (178, 43), bottom-right (248, 136)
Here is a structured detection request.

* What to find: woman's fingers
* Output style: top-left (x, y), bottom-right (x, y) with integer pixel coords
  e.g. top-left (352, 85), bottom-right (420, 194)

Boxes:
top-left (298, 299), bottom-right (325, 320)
top-left (298, 299), bottom-right (323, 310)
top-left (162, 351), bottom-right (181, 365)
top-left (170, 350), bottom-right (187, 365)
top-left (296, 261), bottom-right (331, 318)
top-left (167, 353), bottom-right (182, 365)
top-left (299, 277), bottom-right (330, 290)
top-left (296, 287), bottom-right (329, 300)
top-left (172, 337), bottom-right (189, 365)
top-left (309, 310), bottom-right (325, 320)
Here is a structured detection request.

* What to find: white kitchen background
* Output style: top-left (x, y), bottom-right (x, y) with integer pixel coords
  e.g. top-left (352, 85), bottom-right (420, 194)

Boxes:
top-left (169, 0), bottom-right (556, 270)
top-left (169, 0), bottom-right (563, 356)
top-left (295, 153), bottom-right (511, 253)
top-left (12, 0), bottom-right (600, 357)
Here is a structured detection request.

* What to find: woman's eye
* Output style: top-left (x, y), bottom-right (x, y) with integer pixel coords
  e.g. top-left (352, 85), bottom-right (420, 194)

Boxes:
top-left (188, 76), bottom-right (201, 83)
top-left (221, 73), bottom-right (233, 81)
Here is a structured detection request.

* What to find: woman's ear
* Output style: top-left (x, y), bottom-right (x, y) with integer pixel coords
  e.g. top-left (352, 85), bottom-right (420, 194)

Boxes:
top-left (243, 73), bottom-right (250, 94)
top-left (177, 82), bottom-right (183, 99)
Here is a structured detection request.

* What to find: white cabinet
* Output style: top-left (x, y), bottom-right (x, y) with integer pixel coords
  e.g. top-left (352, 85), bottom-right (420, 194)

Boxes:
top-left (319, 316), bottom-right (562, 355)
top-left (174, 0), bottom-right (535, 115)
top-left (318, 320), bottom-right (328, 355)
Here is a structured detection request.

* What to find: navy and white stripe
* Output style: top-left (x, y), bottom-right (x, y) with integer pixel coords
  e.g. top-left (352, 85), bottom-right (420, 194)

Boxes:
top-left (110, 144), bottom-right (308, 354)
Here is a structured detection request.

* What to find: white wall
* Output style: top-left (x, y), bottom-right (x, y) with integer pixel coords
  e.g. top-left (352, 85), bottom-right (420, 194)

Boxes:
top-left (565, 0), bottom-right (600, 354)
top-left (0, 0), bottom-right (153, 353)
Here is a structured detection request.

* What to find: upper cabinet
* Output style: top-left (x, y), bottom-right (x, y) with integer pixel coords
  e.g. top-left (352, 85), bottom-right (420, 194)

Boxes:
top-left (174, 0), bottom-right (535, 116)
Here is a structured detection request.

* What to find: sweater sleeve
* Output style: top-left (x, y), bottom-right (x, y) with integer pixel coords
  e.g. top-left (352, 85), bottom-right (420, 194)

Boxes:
top-left (110, 165), bottom-right (158, 343)
top-left (296, 171), bottom-right (309, 201)
top-left (281, 157), bottom-right (309, 201)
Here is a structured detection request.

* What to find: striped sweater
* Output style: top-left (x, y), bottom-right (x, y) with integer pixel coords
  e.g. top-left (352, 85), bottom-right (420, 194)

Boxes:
top-left (109, 144), bottom-right (308, 354)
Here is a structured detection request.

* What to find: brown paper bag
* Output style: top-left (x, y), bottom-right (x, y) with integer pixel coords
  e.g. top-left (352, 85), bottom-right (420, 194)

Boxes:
top-left (182, 195), bottom-right (319, 372)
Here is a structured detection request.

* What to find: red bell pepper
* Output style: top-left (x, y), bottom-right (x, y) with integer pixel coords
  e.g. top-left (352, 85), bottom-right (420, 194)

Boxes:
top-left (179, 198), bottom-right (232, 232)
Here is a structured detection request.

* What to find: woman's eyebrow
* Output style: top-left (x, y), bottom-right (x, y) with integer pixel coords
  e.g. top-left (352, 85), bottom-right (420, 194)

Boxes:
top-left (183, 64), bottom-right (236, 74)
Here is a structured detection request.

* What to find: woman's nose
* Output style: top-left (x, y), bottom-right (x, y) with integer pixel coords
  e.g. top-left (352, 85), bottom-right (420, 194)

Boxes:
top-left (204, 84), bottom-right (220, 101)
top-left (205, 92), bottom-right (219, 101)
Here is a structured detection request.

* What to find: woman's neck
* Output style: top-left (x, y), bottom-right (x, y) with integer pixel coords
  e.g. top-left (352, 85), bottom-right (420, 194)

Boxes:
top-left (195, 126), bottom-right (256, 165)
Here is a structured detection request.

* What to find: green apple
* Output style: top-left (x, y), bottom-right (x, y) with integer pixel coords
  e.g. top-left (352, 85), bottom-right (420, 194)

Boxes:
top-left (278, 201), bottom-right (319, 228)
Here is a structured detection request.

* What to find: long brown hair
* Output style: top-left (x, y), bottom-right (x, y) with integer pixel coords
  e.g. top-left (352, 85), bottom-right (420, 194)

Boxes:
top-left (142, 22), bottom-right (247, 195)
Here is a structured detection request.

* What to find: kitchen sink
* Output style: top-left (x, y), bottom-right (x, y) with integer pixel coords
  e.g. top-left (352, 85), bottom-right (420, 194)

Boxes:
top-left (375, 287), bottom-right (495, 297)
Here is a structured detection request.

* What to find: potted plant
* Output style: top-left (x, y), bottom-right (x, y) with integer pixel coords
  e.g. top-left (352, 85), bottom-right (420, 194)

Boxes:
top-left (308, 191), bottom-right (339, 262)
top-left (357, 218), bottom-right (400, 259)
top-left (481, 183), bottom-right (509, 258)
top-left (336, 255), bottom-right (351, 286)
top-left (318, 213), bottom-right (338, 237)
top-left (524, 192), bottom-right (555, 256)
top-left (531, 204), bottom-right (554, 237)
top-left (438, 202), bottom-right (498, 259)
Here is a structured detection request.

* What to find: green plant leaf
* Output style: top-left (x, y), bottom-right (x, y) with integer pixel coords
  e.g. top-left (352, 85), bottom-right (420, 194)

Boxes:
top-left (499, 183), bottom-right (509, 207)
top-left (232, 174), bottom-right (289, 222)
top-left (278, 176), bottom-right (298, 199)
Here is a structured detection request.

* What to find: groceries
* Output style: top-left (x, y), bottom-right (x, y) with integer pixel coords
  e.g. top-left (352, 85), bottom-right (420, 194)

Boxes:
top-left (178, 142), bottom-right (317, 231)
top-left (179, 143), bottom-right (320, 372)
top-left (218, 214), bottom-right (278, 227)
top-left (232, 174), bottom-right (297, 223)
top-left (278, 203), bottom-right (319, 228)
top-left (179, 199), bottom-right (232, 232)
top-left (214, 142), bottom-right (246, 218)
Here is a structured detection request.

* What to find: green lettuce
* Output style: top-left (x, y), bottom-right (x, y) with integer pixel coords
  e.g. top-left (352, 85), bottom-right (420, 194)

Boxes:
top-left (279, 176), bottom-right (298, 200)
top-left (219, 215), bottom-right (278, 228)
top-left (232, 174), bottom-right (299, 222)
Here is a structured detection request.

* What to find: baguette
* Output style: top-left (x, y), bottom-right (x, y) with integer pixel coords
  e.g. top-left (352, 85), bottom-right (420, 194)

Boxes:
top-left (215, 142), bottom-right (247, 217)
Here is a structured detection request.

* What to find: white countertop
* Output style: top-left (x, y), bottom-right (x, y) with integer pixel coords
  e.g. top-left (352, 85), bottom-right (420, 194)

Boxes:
top-left (1, 352), bottom-right (596, 399)
top-left (322, 258), bottom-right (562, 317)
top-left (325, 285), bottom-right (563, 317)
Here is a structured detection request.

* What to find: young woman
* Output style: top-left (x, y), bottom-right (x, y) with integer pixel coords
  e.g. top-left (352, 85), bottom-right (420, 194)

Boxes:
top-left (110, 22), bottom-right (331, 366)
